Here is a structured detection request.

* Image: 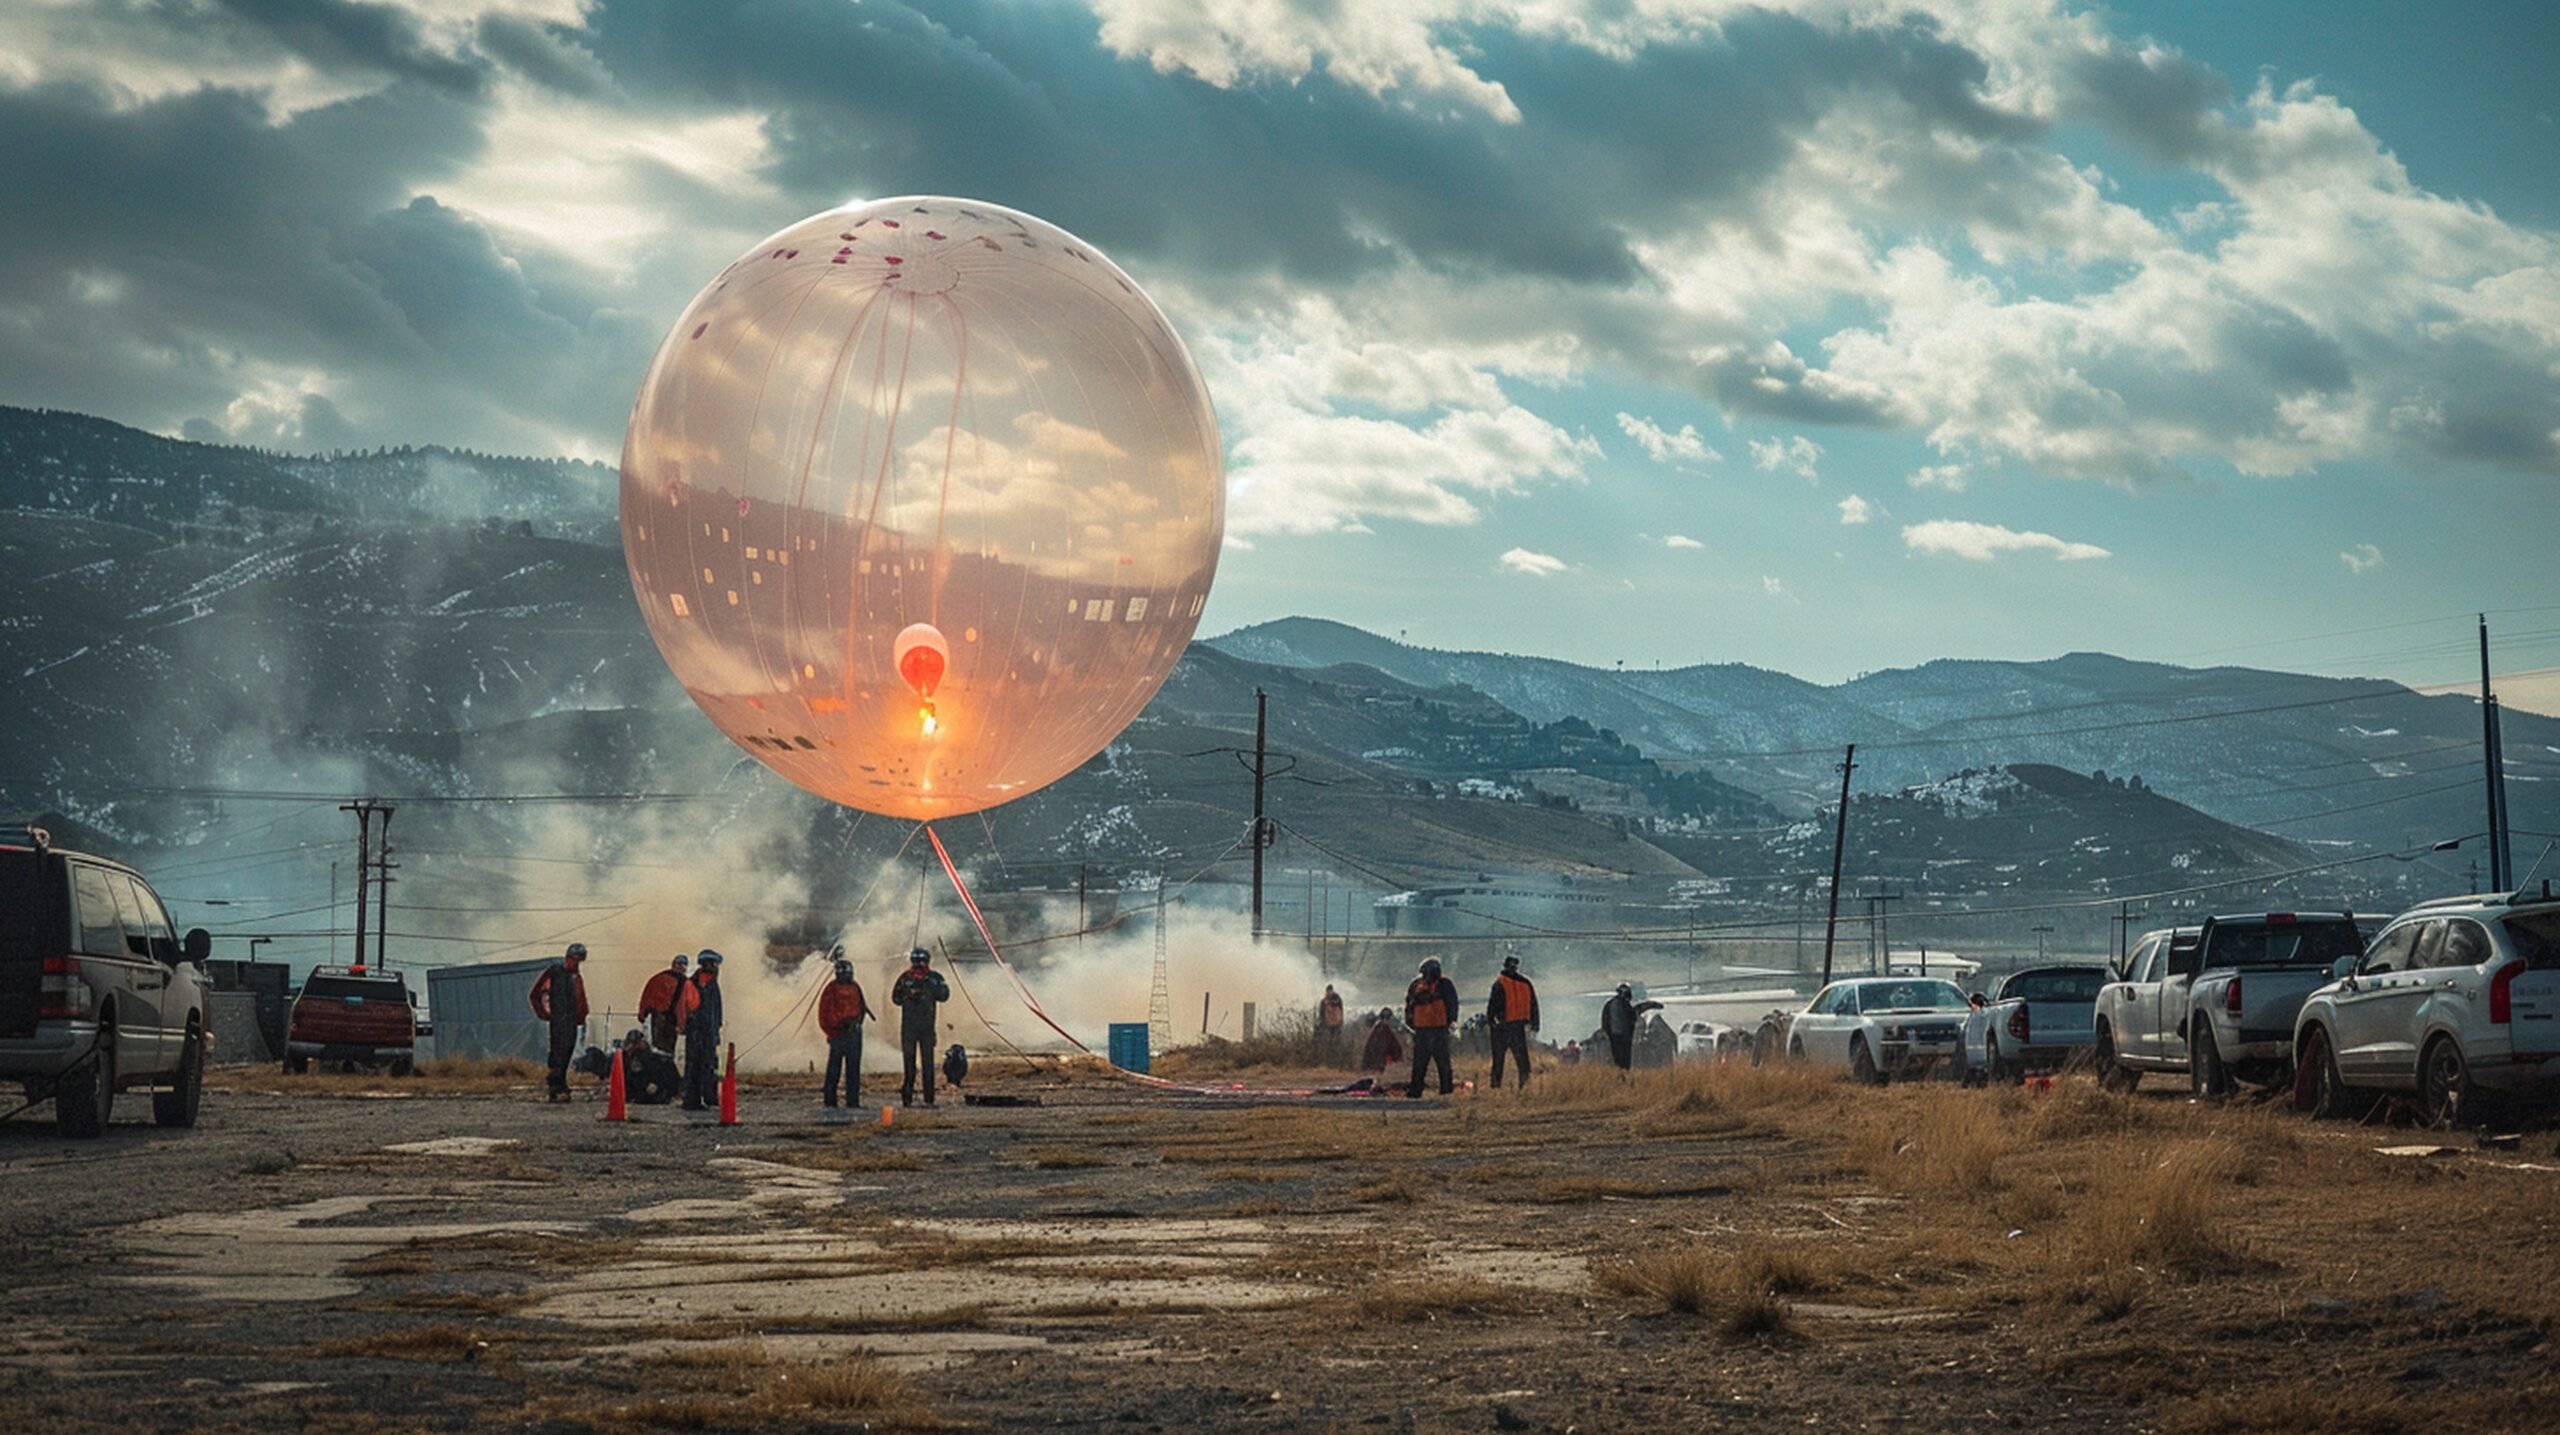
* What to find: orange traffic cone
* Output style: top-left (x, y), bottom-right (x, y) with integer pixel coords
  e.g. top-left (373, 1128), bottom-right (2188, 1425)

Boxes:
top-left (602, 1048), bottom-right (628, 1123)
top-left (718, 1042), bottom-right (739, 1126)
top-left (878, 1105), bottom-right (894, 1129)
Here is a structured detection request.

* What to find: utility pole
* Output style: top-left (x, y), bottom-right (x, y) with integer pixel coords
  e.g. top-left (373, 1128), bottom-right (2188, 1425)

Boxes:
top-left (2481, 615), bottom-right (2511, 890)
top-left (1250, 687), bottom-right (1271, 941)
top-left (372, 804), bottom-right (396, 969)
top-left (1819, 744), bottom-right (1856, 986)
top-left (1863, 886), bottom-right (1902, 975)
top-left (2111, 903), bottom-right (2146, 969)
top-left (2032, 924), bottom-right (2055, 963)
top-left (329, 861), bottom-right (340, 964)
top-left (340, 800), bottom-right (376, 968)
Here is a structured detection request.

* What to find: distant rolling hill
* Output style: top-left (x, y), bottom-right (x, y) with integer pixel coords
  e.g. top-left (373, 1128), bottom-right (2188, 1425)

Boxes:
top-left (0, 406), bottom-right (2531, 970)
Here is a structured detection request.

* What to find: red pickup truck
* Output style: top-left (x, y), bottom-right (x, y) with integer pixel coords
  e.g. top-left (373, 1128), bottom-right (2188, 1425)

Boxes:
top-left (284, 966), bottom-right (418, 1074)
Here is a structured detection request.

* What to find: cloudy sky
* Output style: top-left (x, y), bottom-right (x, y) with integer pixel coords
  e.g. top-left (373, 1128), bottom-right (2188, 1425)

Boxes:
top-left (5, 0), bottom-right (2556, 687)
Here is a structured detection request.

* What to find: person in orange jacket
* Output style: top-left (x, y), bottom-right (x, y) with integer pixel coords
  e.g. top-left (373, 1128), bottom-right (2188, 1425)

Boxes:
top-left (1486, 955), bottom-right (1540, 1090)
top-left (817, 948), bottom-right (869, 1108)
top-left (637, 953), bottom-right (689, 1054)
top-left (1404, 957), bottom-right (1460, 1098)
top-left (678, 951), bottom-right (723, 1112)
top-left (529, 942), bottom-right (591, 1103)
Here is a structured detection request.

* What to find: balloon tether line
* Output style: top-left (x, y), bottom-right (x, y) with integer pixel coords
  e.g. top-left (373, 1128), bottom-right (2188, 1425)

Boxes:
top-left (925, 824), bottom-right (1092, 1055)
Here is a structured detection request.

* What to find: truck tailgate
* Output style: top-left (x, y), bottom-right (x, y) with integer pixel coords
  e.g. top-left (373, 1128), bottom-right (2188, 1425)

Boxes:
top-left (2024, 1001), bottom-right (2095, 1044)
top-left (2238, 969), bottom-right (2328, 1041)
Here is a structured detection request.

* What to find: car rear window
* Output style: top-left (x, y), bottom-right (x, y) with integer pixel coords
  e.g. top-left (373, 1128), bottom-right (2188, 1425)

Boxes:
top-left (2504, 912), bottom-right (2560, 971)
top-left (302, 975), bottom-right (406, 1002)
top-left (2204, 920), bottom-right (2365, 969)
top-left (1, 849), bottom-right (66, 955)
top-left (2007, 969), bottom-right (2105, 1003)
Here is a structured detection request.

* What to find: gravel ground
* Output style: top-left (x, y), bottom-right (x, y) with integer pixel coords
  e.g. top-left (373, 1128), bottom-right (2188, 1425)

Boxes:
top-left (2, 1060), bottom-right (2555, 1433)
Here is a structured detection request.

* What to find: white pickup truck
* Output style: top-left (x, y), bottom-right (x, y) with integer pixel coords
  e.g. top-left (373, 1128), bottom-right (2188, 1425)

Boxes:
top-left (2094, 915), bottom-right (2368, 1096)
top-left (1963, 964), bottom-right (2106, 1084)
top-left (2182, 912), bottom-right (2372, 1096)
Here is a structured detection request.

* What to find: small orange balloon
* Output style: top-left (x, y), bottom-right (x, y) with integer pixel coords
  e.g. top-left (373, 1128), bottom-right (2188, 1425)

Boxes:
top-left (620, 198), bottom-right (1224, 819)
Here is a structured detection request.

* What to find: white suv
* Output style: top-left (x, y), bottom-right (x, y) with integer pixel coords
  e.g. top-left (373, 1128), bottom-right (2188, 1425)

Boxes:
top-left (2291, 887), bottom-right (2560, 1124)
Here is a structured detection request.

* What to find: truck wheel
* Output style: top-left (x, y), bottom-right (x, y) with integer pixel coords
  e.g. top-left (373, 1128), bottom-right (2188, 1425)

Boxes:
top-left (1850, 1036), bottom-right (1885, 1087)
top-left (153, 1022), bottom-right (205, 1128)
top-left (56, 1030), bottom-right (115, 1139)
top-left (283, 1054), bottom-right (309, 1075)
top-left (389, 1055), bottom-right (416, 1078)
top-left (2189, 1030), bottom-right (2232, 1100)
top-left (2419, 1036), bottom-right (2474, 1128)
top-left (2095, 1027), bottom-right (2140, 1093)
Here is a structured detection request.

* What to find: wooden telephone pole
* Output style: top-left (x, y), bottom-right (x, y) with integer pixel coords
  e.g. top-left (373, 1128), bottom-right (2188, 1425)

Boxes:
top-left (1819, 745), bottom-right (1857, 986)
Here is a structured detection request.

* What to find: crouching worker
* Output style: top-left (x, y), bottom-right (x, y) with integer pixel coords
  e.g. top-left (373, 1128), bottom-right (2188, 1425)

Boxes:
top-left (529, 943), bottom-right (590, 1103)
top-left (1360, 1009), bottom-right (1404, 1074)
top-left (1405, 957), bottom-right (1459, 1098)
top-left (818, 948), bottom-right (869, 1109)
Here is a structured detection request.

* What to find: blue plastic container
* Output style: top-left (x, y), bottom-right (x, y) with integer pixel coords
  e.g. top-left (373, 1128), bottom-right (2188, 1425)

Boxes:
top-left (1107, 1022), bottom-right (1150, 1073)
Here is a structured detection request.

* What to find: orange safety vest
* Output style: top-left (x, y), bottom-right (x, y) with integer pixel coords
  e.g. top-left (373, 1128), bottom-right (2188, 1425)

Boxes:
top-left (1494, 974), bottom-right (1535, 1025)
top-left (818, 980), bottom-right (869, 1037)
top-left (1407, 978), bottom-right (1452, 1029)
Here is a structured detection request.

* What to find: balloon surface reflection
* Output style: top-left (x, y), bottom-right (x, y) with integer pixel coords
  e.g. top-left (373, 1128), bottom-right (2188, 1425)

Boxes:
top-left (620, 198), bottom-right (1224, 819)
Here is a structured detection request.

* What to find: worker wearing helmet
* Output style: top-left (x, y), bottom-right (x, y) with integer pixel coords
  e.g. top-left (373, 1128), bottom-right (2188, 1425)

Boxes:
top-left (1486, 955), bottom-right (1540, 1090)
top-left (679, 951), bottom-right (725, 1112)
top-left (638, 953), bottom-right (689, 1055)
top-left (529, 943), bottom-right (591, 1103)
top-left (1404, 957), bottom-right (1460, 1098)
top-left (889, 947), bottom-right (950, 1107)
top-left (817, 946), bottom-right (870, 1109)
top-left (1599, 983), bottom-right (1662, 1073)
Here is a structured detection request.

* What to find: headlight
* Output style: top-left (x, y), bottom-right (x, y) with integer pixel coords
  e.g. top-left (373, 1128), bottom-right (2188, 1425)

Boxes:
top-left (1884, 1024), bottom-right (1905, 1040)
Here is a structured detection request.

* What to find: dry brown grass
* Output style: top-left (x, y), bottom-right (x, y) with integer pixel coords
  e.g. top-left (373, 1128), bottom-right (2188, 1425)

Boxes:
top-left (1334, 1276), bottom-right (1516, 1325)
top-left (1348, 1168), bottom-right (1431, 1204)
top-left (1530, 1174), bottom-right (1729, 1203)
top-left (1018, 1144), bottom-right (1106, 1169)
top-left (1594, 1238), bottom-right (1833, 1338)
top-left (1839, 1087), bottom-right (2017, 1197)
top-left (1150, 1106), bottom-right (1398, 1163)
top-left (312, 1323), bottom-right (492, 1363)
top-left (226, 1055), bottom-right (547, 1097)
top-left (600, 1357), bottom-right (952, 1430)
top-left (2034, 1135), bottom-right (2252, 1316)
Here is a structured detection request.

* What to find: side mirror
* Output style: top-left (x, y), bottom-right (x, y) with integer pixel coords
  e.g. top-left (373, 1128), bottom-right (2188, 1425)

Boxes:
top-left (2330, 955), bottom-right (2358, 981)
top-left (182, 927), bottom-right (212, 965)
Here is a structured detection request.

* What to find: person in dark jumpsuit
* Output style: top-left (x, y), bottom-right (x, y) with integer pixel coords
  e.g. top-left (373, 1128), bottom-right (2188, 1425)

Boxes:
top-left (680, 951), bottom-right (725, 1112)
top-left (889, 948), bottom-right (950, 1106)
top-left (1404, 957), bottom-right (1460, 1098)
top-left (1486, 955), bottom-right (1540, 1090)
top-left (528, 943), bottom-right (590, 1102)
top-left (1599, 983), bottom-right (1662, 1073)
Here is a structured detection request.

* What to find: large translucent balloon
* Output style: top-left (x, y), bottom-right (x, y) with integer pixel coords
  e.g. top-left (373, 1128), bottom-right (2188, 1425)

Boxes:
top-left (620, 198), bottom-right (1224, 820)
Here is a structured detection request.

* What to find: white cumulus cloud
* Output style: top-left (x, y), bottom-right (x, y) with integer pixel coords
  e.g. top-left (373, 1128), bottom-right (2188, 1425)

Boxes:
top-left (1902, 519), bottom-right (2111, 562)
top-left (1749, 434), bottom-right (1824, 481)
top-left (1761, 574), bottom-right (1798, 603)
top-left (1500, 546), bottom-right (1569, 577)
top-left (1908, 464), bottom-right (1972, 492)
top-left (1837, 494), bottom-right (1874, 525)
top-left (1614, 411), bottom-right (1717, 465)
top-left (1662, 533), bottom-right (1705, 549)
top-left (2340, 543), bottom-right (2385, 575)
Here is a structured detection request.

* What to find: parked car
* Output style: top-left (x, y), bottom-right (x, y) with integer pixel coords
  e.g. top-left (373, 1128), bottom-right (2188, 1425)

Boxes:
top-left (2092, 926), bottom-right (2201, 1091)
top-left (1784, 977), bottom-right (1972, 1084)
top-left (2293, 887), bottom-right (2560, 1123)
top-left (0, 824), bottom-right (211, 1136)
top-left (1672, 1019), bottom-right (1750, 1062)
top-left (1964, 964), bottom-right (2106, 1084)
top-left (2184, 912), bottom-right (2368, 1097)
top-left (284, 965), bottom-right (419, 1074)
